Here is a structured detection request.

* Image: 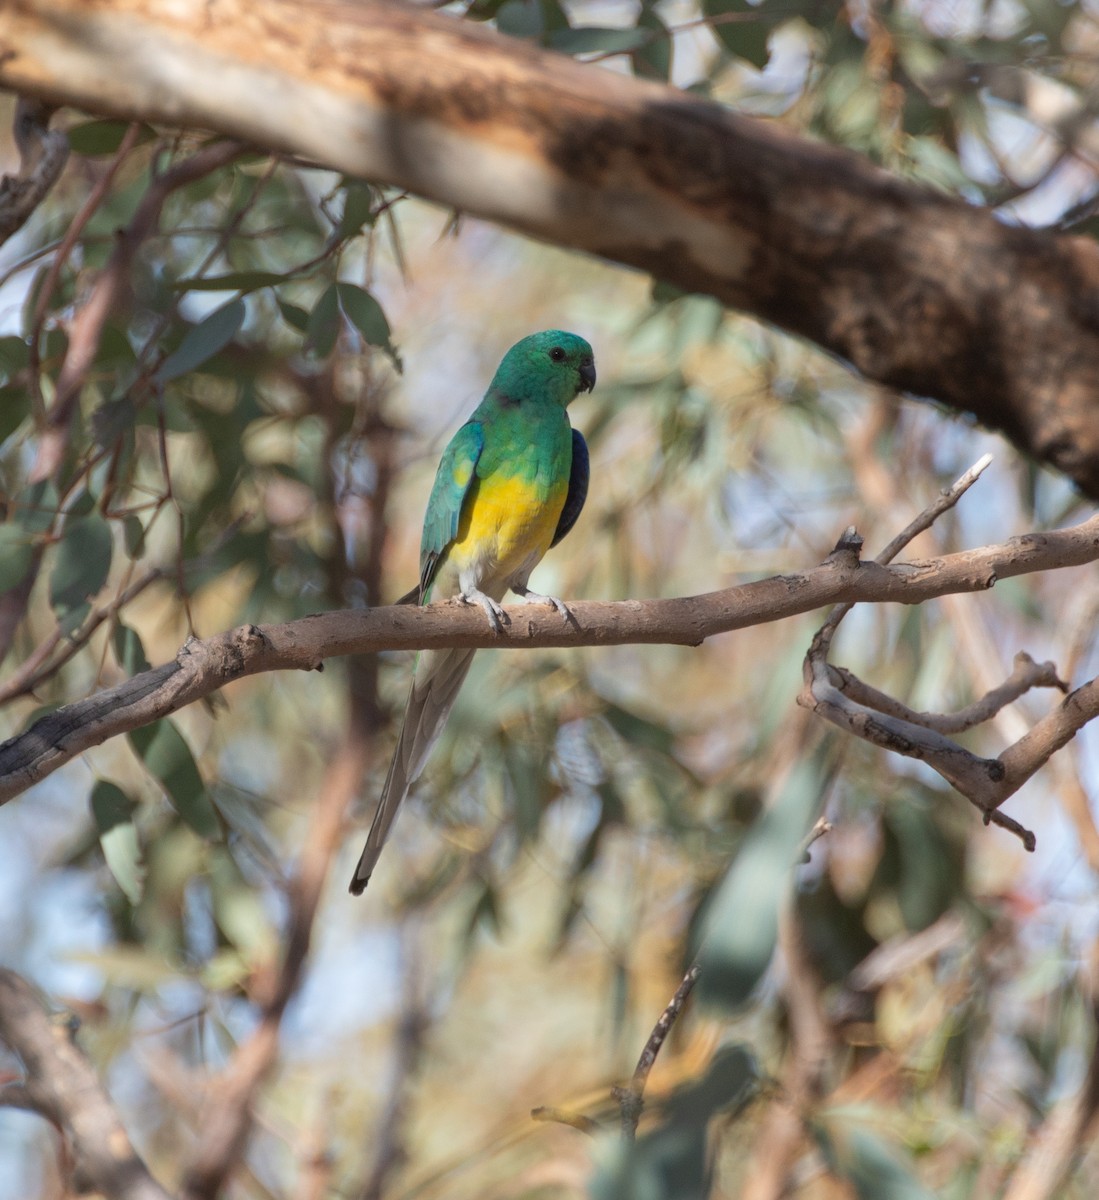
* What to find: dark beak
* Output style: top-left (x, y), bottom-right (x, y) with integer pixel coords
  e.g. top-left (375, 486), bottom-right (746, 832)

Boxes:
top-left (579, 361), bottom-right (596, 393)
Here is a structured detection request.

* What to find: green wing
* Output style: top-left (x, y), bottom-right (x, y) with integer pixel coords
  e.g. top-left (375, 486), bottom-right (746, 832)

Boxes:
top-left (418, 420), bottom-right (484, 600)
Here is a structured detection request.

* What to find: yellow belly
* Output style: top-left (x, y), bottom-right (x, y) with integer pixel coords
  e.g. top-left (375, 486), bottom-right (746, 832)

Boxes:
top-left (447, 472), bottom-right (566, 581)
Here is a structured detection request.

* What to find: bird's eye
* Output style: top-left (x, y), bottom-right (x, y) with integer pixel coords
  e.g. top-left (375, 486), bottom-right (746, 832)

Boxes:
top-left (549, 347), bottom-right (566, 363)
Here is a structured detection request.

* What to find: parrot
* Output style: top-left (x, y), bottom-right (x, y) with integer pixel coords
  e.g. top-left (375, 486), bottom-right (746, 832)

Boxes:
top-left (349, 330), bottom-right (596, 895)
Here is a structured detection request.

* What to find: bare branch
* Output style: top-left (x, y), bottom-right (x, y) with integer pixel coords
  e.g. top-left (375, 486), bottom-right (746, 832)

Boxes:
top-left (612, 963), bottom-right (702, 1139)
top-left (0, 969), bottom-right (173, 1200)
top-left (826, 652), bottom-right (1066, 736)
top-left (4, 509), bottom-right (1099, 805)
top-left (0, 98), bottom-right (68, 245)
top-left (796, 460), bottom-right (1099, 850)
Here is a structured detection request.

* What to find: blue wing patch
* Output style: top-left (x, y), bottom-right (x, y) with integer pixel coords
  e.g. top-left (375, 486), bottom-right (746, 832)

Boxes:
top-left (418, 420), bottom-right (484, 600)
top-left (551, 428), bottom-right (589, 547)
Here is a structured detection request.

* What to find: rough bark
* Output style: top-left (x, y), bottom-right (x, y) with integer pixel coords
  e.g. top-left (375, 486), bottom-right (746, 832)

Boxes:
top-left (1, 2), bottom-right (1099, 492)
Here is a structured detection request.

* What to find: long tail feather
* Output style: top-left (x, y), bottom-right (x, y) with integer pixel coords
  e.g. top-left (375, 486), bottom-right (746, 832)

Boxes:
top-left (349, 647), bottom-right (476, 894)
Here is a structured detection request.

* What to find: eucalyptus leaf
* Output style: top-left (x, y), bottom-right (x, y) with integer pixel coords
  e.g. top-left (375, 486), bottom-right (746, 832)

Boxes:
top-left (156, 299), bottom-right (245, 382)
top-left (50, 511), bottom-right (112, 621)
top-left (695, 756), bottom-right (822, 1010)
top-left (305, 283), bottom-right (341, 357)
top-left (90, 780), bottom-right (144, 903)
top-left (129, 720), bottom-right (220, 839)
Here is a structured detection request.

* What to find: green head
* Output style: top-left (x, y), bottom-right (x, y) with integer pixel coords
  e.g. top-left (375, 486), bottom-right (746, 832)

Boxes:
top-left (488, 330), bottom-right (596, 408)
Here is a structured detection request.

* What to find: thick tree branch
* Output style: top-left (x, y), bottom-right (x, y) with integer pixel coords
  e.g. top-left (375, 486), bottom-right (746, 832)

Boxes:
top-left (0, 969), bottom-right (172, 1200)
top-left (2, 2), bottom-right (1099, 490)
top-left (0, 97), bottom-right (67, 244)
top-left (4, 510), bottom-right (1099, 804)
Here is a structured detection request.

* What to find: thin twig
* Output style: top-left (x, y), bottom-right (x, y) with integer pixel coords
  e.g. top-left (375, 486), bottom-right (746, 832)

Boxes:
top-left (612, 963), bottom-right (702, 1139)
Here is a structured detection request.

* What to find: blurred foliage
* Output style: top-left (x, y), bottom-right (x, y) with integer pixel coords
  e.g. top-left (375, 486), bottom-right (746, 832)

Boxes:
top-left (2, 1), bottom-right (1099, 1198)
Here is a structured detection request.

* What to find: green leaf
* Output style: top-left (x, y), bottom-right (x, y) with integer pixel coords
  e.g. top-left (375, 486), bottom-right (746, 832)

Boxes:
top-left (336, 182), bottom-right (377, 240)
top-left (496, 0), bottom-right (569, 39)
top-left (50, 511), bottom-right (113, 622)
top-left (156, 299), bottom-right (245, 382)
top-left (633, 8), bottom-right (672, 81)
top-left (90, 780), bottom-right (144, 903)
top-left (591, 1044), bottom-right (758, 1200)
top-left (0, 524), bottom-right (34, 592)
top-left (336, 283), bottom-right (401, 367)
top-left (113, 622), bottom-right (150, 676)
top-left (816, 1124), bottom-right (937, 1200)
top-left (208, 848), bottom-right (275, 963)
top-left (0, 385), bottom-right (29, 445)
top-left (0, 335), bottom-right (29, 377)
top-left (129, 720), bottom-right (220, 839)
top-left (172, 270), bottom-right (285, 293)
top-left (703, 0), bottom-right (771, 69)
top-left (695, 756), bottom-right (823, 1010)
top-left (67, 119), bottom-right (152, 157)
top-left (548, 26), bottom-right (650, 55)
top-left (123, 515), bottom-right (146, 559)
top-left (17, 479), bottom-right (59, 534)
top-left (305, 283), bottom-right (340, 358)
top-left (277, 299), bottom-right (310, 332)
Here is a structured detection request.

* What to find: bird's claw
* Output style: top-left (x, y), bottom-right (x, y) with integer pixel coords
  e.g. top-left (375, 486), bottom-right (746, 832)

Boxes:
top-left (514, 587), bottom-right (571, 623)
top-left (458, 588), bottom-right (508, 633)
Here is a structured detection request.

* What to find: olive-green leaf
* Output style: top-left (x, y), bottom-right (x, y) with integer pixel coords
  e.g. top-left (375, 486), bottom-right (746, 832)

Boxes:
top-left (0, 524), bottom-right (34, 592)
top-left (336, 283), bottom-right (391, 346)
top-left (816, 1124), bottom-right (937, 1200)
top-left (305, 283), bottom-right (340, 358)
top-left (129, 719), bottom-right (220, 839)
top-left (67, 119), bottom-right (153, 156)
top-left (90, 780), bottom-right (144, 904)
top-left (695, 756), bottom-right (821, 1010)
top-left (172, 271), bottom-right (285, 293)
top-left (156, 299), bottom-right (245, 382)
top-left (113, 622), bottom-right (150, 676)
top-left (548, 26), bottom-right (650, 55)
top-left (336, 182), bottom-right (378, 240)
top-left (702, 0), bottom-right (771, 69)
top-left (277, 299), bottom-right (310, 332)
top-left (50, 511), bottom-right (112, 621)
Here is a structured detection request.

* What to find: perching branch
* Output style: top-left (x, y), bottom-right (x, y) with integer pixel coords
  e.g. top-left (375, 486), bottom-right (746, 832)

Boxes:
top-left (4, 2), bottom-right (1099, 492)
top-left (0, 969), bottom-right (172, 1200)
top-left (5, 506), bottom-right (1099, 805)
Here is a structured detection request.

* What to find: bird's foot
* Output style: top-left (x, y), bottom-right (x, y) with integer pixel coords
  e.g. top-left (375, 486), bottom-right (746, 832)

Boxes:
top-left (458, 587), bottom-right (508, 633)
top-left (512, 585), bottom-right (571, 623)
